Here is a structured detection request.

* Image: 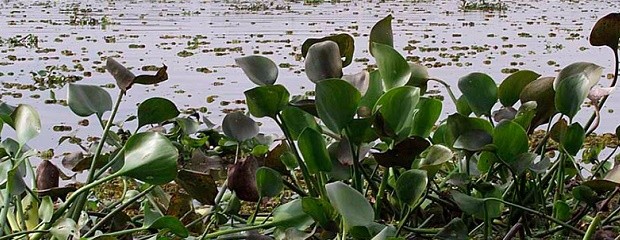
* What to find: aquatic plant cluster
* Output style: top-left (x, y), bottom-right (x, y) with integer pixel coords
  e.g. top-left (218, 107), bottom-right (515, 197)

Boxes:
top-left (1, 11), bottom-right (620, 240)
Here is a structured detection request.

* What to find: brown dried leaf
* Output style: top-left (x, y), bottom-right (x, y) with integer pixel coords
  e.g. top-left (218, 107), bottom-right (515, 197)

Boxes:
top-left (227, 156), bottom-right (259, 202)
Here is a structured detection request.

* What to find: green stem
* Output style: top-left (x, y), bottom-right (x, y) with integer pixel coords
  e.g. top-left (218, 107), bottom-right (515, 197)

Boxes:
top-left (274, 113), bottom-right (317, 197)
top-left (396, 207), bottom-right (412, 236)
top-left (428, 78), bottom-right (458, 106)
top-left (247, 197), bottom-right (262, 225)
top-left (583, 213), bottom-right (602, 240)
top-left (0, 230), bottom-right (49, 240)
top-left (101, 227), bottom-right (147, 237)
top-left (199, 180), bottom-right (228, 240)
top-left (374, 168), bottom-right (389, 220)
top-left (69, 91), bottom-right (124, 222)
top-left (84, 185), bottom-right (156, 237)
top-left (0, 190), bottom-right (11, 237)
top-left (203, 222), bottom-right (274, 239)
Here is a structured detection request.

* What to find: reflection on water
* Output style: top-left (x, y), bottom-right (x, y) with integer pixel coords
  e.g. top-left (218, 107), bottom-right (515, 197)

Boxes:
top-left (0, 0), bottom-right (618, 155)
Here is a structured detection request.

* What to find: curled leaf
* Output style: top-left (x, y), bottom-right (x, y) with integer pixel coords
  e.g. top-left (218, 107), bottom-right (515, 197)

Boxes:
top-left (134, 64), bottom-right (169, 85)
top-left (227, 156), bottom-right (259, 202)
top-left (305, 41), bottom-right (343, 83)
top-left (590, 13), bottom-right (620, 50)
top-left (106, 58), bottom-right (135, 92)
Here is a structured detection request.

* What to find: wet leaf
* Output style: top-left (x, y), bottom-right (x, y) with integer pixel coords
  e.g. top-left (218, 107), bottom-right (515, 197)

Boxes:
top-left (222, 111), bottom-right (259, 142)
top-left (326, 181), bottom-right (374, 230)
top-left (176, 169), bottom-right (218, 205)
top-left (116, 132), bottom-right (178, 185)
top-left (316, 79), bottom-right (361, 133)
top-left (298, 127), bottom-right (332, 173)
top-left (458, 72), bottom-right (497, 116)
top-left (134, 64), bottom-right (169, 85)
top-left (137, 97), bottom-right (180, 129)
top-left (589, 13), bottom-right (620, 50)
top-left (244, 85), bottom-right (290, 119)
top-left (256, 167), bottom-right (283, 198)
top-left (67, 83), bottom-right (113, 118)
top-left (227, 156), bottom-right (259, 202)
top-left (235, 55), bottom-right (278, 85)
top-left (305, 41), bottom-right (343, 83)
top-left (498, 70), bottom-right (541, 107)
top-left (373, 137), bottom-right (430, 169)
top-left (371, 42), bottom-right (411, 90)
top-left (12, 104), bottom-right (41, 145)
top-left (302, 33), bottom-right (355, 67)
top-left (106, 57), bottom-right (135, 91)
top-left (369, 15), bottom-right (393, 56)
top-left (395, 169), bottom-right (427, 207)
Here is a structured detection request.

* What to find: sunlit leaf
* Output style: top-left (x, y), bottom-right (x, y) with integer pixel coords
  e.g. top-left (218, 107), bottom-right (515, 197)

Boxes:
top-left (235, 55), bottom-right (278, 86)
top-left (519, 77), bottom-right (556, 130)
top-left (116, 132), bottom-right (178, 185)
top-left (406, 63), bottom-right (430, 93)
top-left (373, 86), bottom-right (420, 141)
top-left (11, 104), bottom-right (41, 145)
top-left (50, 218), bottom-right (79, 240)
top-left (411, 97), bottom-right (442, 138)
top-left (371, 42), bottom-right (411, 90)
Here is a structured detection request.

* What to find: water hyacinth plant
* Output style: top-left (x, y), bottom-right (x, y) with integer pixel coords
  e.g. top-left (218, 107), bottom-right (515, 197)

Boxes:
top-left (0, 12), bottom-right (619, 240)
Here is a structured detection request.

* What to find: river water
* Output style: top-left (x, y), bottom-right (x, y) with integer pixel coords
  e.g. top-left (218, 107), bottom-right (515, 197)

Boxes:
top-left (0, 0), bottom-right (618, 157)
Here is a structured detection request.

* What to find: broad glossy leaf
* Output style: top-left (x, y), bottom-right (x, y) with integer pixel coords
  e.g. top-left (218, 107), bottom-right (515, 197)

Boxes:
top-left (281, 106), bottom-right (319, 140)
top-left (453, 130), bottom-right (492, 152)
top-left (554, 201), bottom-right (571, 222)
top-left (222, 111), bottom-right (259, 142)
top-left (244, 85), bottom-right (290, 118)
top-left (256, 167), bottom-right (283, 198)
top-left (133, 64), bottom-right (168, 85)
top-left (7, 167), bottom-right (27, 195)
top-left (369, 15), bottom-right (393, 55)
top-left (117, 132), bottom-right (178, 185)
top-left (371, 42), bottom-right (411, 90)
top-left (498, 70), bottom-right (541, 107)
top-left (435, 218), bottom-right (468, 240)
top-left (0, 102), bottom-right (15, 127)
top-left (302, 197), bottom-right (336, 231)
top-left (106, 58), bottom-right (135, 91)
top-left (513, 101), bottom-right (537, 130)
top-left (458, 72), bottom-right (497, 116)
top-left (554, 62), bottom-right (602, 90)
top-left (451, 191), bottom-right (483, 216)
top-left (326, 181), bottom-right (374, 230)
top-left (419, 144), bottom-right (453, 167)
top-left (590, 13), bottom-right (620, 50)
top-left (445, 113), bottom-right (494, 147)
top-left (411, 97), bottom-right (442, 138)
top-left (235, 55), bottom-right (278, 85)
top-left (562, 123), bottom-right (584, 156)
top-left (12, 104), bottom-right (40, 144)
top-left (554, 73), bottom-right (590, 118)
top-left (395, 169), bottom-right (428, 207)
top-left (302, 33), bottom-right (355, 67)
top-left (176, 169), bottom-right (217, 205)
top-left (345, 118), bottom-right (378, 145)
top-left (67, 83), bottom-right (113, 118)
top-left (373, 137), bottom-right (430, 168)
top-left (519, 77), bottom-right (556, 129)
top-left (316, 79), bottom-right (361, 133)
top-left (147, 216), bottom-right (189, 238)
top-left (39, 196), bottom-right (53, 223)
top-left (137, 97), bottom-right (180, 129)
top-left (50, 218), bottom-right (79, 240)
top-left (305, 41), bottom-right (343, 82)
top-left (342, 70), bottom-right (370, 95)
top-left (271, 199), bottom-right (313, 228)
top-left (406, 63), bottom-right (430, 93)
top-left (298, 128), bottom-right (332, 173)
top-left (359, 70), bottom-right (384, 111)
top-left (493, 120), bottom-right (528, 163)
top-left (373, 86), bottom-right (420, 140)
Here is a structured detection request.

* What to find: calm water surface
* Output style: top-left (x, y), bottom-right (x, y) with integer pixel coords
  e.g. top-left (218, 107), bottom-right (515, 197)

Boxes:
top-left (0, 0), bottom-right (618, 157)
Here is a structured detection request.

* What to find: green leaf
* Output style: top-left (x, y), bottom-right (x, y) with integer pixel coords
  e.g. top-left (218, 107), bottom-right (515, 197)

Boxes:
top-left (371, 225), bottom-right (397, 240)
top-left (590, 13), bottom-right (620, 50)
top-left (411, 97), bottom-right (442, 138)
top-left (305, 41), bottom-right (343, 83)
top-left (395, 169), bottom-right (428, 207)
top-left (451, 191), bottom-right (484, 216)
top-left (137, 97), bottom-right (180, 129)
top-left (256, 167), bottom-right (283, 198)
top-left (373, 86), bottom-right (420, 141)
top-left (117, 132), bottom-right (178, 185)
top-left (67, 83), bottom-right (113, 118)
top-left (244, 85), bottom-right (290, 119)
top-left (493, 120), bottom-right (528, 163)
top-left (271, 199), bottom-right (313, 228)
top-left (498, 70), bottom-right (541, 107)
top-left (11, 104), bottom-right (40, 145)
top-left (554, 200), bottom-right (571, 222)
top-left (519, 77), bottom-right (556, 130)
top-left (455, 95), bottom-right (472, 116)
top-left (419, 144), bottom-right (453, 167)
top-left (445, 113), bottom-right (493, 149)
top-left (554, 73), bottom-right (591, 118)
top-left (435, 218), bottom-right (468, 240)
top-left (572, 185), bottom-right (600, 206)
top-left (222, 112), bottom-right (259, 142)
top-left (302, 197), bottom-right (335, 230)
top-left (369, 15), bottom-right (393, 56)
top-left (561, 123), bottom-right (585, 156)
top-left (106, 57), bottom-right (135, 91)
top-left (316, 79), bottom-right (361, 133)
top-left (50, 218), bottom-right (79, 240)
top-left (0, 102), bottom-right (15, 127)
top-left (235, 55), bottom-right (278, 86)
top-left (281, 106), bottom-right (319, 140)
top-left (298, 128), bottom-right (332, 173)
top-left (406, 63), bottom-right (430, 94)
top-left (326, 181), bottom-right (374, 230)
top-left (302, 33), bottom-right (355, 67)
top-left (359, 70), bottom-right (384, 112)
top-left (147, 216), bottom-right (189, 238)
top-left (39, 196), bottom-right (54, 223)
top-left (453, 130), bottom-right (492, 151)
top-left (371, 42), bottom-right (411, 90)
top-left (458, 72), bottom-right (498, 116)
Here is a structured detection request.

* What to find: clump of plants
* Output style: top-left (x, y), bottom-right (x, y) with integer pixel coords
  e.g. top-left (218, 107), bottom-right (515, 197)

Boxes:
top-left (459, 0), bottom-right (507, 12)
top-left (1, 13), bottom-right (620, 240)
